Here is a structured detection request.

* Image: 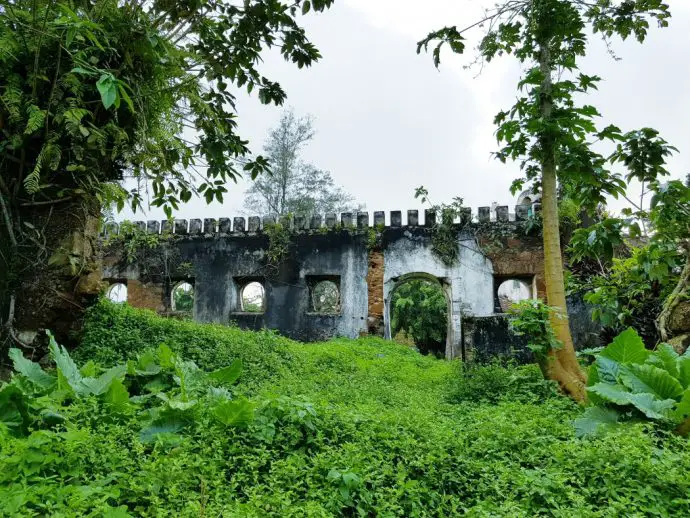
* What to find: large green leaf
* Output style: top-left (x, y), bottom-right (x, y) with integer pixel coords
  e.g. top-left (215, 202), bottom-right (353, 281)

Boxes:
top-left (8, 348), bottom-right (56, 389)
top-left (574, 407), bottom-right (621, 438)
top-left (587, 383), bottom-right (632, 405)
top-left (0, 384), bottom-right (30, 436)
top-left (208, 359), bottom-right (243, 386)
top-left (671, 389), bottom-right (690, 423)
top-left (96, 74), bottom-right (119, 109)
top-left (78, 365), bottom-right (127, 396)
top-left (139, 413), bottom-right (188, 443)
top-left (625, 393), bottom-right (675, 421)
top-left (647, 343), bottom-right (679, 379)
top-left (620, 363), bottom-right (684, 400)
top-left (677, 358), bottom-right (690, 389)
top-left (600, 328), bottom-right (649, 364)
top-left (212, 398), bottom-right (254, 427)
top-left (48, 331), bottom-right (82, 389)
top-left (104, 378), bottom-right (130, 412)
top-left (594, 356), bottom-right (619, 383)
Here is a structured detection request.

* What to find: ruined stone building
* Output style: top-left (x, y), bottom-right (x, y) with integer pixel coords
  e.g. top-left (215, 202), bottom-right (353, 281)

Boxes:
top-left (102, 202), bottom-right (600, 362)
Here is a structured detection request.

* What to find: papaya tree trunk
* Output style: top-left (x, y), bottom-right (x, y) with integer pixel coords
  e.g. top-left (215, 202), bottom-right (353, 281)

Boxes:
top-left (538, 41), bottom-right (587, 402)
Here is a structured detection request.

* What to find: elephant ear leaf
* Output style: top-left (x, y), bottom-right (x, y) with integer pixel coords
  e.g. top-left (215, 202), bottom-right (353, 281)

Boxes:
top-left (620, 364), bottom-right (683, 400)
top-left (8, 348), bottom-right (55, 389)
top-left (208, 359), bottom-right (243, 386)
top-left (212, 398), bottom-right (254, 427)
top-left (625, 393), bottom-right (675, 421)
top-left (574, 407), bottom-right (620, 438)
top-left (600, 328), bottom-right (649, 365)
top-left (647, 343), bottom-right (679, 378)
top-left (48, 330), bottom-right (82, 390)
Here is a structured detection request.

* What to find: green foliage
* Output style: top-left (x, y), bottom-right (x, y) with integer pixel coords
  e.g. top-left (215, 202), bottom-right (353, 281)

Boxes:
top-left (449, 362), bottom-right (560, 404)
top-left (575, 328), bottom-right (690, 437)
top-left (172, 284), bottom-right (194, 312)
top-left (4, 305), bottom-right (690, 515)
top-left (264, 222), bottom-right (292, 272)
top-left (75, 299), bottom-right (295, 391)
top-left (391, 279), bottom-right (447, 356)
top-left (570, 243), bottom-right (682, 343)
top-left (414, 186), bottom-right (466, 266)
top-left (418, 1), bottom-right (672, 215)
top-left (2, 335), bottom-right (250, 443)
top-left (0, 0), bottom-right (334, 216)
top-left (509, 299), bottom-right (562, 359)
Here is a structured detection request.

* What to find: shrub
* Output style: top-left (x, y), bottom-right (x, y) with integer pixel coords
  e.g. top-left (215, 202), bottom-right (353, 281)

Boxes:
top-left (76, 299), bottom-right (296, 389)
top-left (448, 361), bottom-right (560, 404)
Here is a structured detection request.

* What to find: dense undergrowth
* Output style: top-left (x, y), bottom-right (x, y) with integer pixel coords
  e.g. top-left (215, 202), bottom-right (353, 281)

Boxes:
top-left (2, 301), bottom-right (690, 516)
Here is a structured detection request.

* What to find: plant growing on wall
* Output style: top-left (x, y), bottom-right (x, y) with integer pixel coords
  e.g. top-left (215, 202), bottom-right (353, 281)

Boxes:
top-left (418, 0), bottom-right (672, 401)
top-left (414, 186), bottom-right (467, 266)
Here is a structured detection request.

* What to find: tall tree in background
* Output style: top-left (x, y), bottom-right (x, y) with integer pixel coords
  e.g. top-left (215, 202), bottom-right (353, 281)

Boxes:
top-left (244, 109), bottom-right (357, 216)
top-left (419, 0), bottom-right (672, 401)
top-left (0, 0), bottom-right (333, 348)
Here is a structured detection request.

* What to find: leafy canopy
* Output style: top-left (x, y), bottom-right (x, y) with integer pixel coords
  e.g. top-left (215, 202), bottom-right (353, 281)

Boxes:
top-left (0, 0), bottom-right (333, 216)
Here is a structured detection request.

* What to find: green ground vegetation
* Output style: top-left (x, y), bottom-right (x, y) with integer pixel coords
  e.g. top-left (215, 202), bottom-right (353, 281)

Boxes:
top-left (2, 301), bottom-right (690, 516)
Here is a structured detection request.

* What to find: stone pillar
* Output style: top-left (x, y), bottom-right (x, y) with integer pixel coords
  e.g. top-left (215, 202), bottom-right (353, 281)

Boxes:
top-left (218, 218), bottom-right (232, 233)
top-left (189, 219), bottom-right (202, 234)
top-left (233, 217), bottom-right (246, 232)
top-left (203, 218), bottom-right (217, 234)
top-left (390, 211), bottom-right (402, 227)
top-left (174, 219), bottom-right (188, 234)
top-left (478, 207), bottom-right (490, 223)
top-left (357, 212), bottom-right (369, 228)
top-left (407, 210), bottom-right (419, 226)
top-left (373, 211), bottom-right (385, 227)
top-left (310, 215), bottom-right (323, 229)
top-left (496, 206), bottom-right (509, 222)
top-left (341, 212), bottom-right (353, 227)
top-left (424, 209), bottom-right (436, 226)
top-left (146, 220), bottom-right (160, 234)
top-left (248, 217), bottom-right (261, 232)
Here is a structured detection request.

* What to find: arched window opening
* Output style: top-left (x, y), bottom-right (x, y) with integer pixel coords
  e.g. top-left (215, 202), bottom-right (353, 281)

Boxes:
top-left (172, 282), bottom-right (194, 312)
top-left (106, 283), bottom-right (127, 303)
top-left (497, 279), bottom-right (532, 312)
top-left (390, 278), bottom-right (447, 357)
top-left (241, 281), bottom-right (265, 313)
top-left (310, 279), bottom-right (340, 314)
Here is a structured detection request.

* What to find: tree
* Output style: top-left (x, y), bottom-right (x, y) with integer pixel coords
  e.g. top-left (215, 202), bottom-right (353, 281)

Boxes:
top-left (0, 0), bottom-right (333, 347)
top-left (418, 0), bottom-right (672, 401)
top-left (244, 109), bottom-right (357, 216)
top-left (391, 279), bottom-right (447, 356)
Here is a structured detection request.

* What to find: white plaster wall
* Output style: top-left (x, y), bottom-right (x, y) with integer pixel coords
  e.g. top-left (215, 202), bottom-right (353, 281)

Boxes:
top-left (383, 231), bottom-right (494, 359)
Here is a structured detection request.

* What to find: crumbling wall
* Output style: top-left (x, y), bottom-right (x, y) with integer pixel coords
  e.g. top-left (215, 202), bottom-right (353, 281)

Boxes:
top-left (101, 204), bottom-right (595, 360)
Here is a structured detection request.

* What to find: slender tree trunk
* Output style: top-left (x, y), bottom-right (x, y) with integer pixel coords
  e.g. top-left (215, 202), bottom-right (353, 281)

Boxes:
top-left (538, 42), bottom-right (587, 402)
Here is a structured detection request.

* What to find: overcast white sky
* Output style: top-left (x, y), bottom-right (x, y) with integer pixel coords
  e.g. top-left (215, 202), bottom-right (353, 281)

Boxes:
top-left (121, 0), bottom-right (690, 223)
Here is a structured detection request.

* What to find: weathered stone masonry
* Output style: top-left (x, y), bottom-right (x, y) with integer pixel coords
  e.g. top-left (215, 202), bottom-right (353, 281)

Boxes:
top-left (102, 205), bottom-right (600, 360)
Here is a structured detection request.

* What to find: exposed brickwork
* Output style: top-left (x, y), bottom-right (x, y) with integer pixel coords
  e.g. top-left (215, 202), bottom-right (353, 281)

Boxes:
top-left (480, 233), bottom-right (547, 299)
top-left (366, 250), bottom-right (385, 335)
top-left (127, 280), bottom-right (166, 312)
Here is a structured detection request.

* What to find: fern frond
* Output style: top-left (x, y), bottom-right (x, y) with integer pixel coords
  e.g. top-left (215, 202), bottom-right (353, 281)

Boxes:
top-left (24, 105), bottom-right (46, 135)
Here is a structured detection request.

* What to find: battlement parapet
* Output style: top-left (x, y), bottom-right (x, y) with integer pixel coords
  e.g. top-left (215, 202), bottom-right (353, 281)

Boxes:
top-left (102, 204), bottom-right (540, 237)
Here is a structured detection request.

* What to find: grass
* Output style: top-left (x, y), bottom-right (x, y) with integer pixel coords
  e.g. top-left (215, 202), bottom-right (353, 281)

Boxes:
top-left (3, 300), bottom-right (690, 516)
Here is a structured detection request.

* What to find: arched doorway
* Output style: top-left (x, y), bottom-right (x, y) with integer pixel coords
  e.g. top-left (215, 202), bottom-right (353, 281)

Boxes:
top-left (384, 273), bottom-right (452, 358)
